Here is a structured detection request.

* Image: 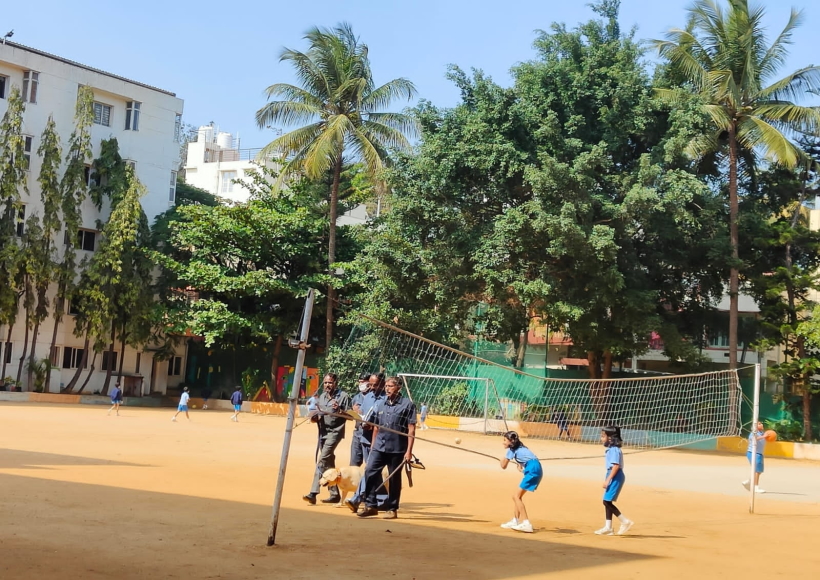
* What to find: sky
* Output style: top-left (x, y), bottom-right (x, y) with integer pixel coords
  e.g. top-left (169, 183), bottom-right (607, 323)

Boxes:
top-left (4, 0), bottom-right (820, 149)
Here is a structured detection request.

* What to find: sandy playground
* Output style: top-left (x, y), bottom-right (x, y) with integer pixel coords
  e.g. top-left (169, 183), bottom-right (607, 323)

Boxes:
top-left (1, 402), bottom-right (819, 580)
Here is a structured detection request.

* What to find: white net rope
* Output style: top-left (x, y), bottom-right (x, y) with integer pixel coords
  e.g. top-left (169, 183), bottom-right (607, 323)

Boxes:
top-left (339, 318), bottom-right (742, 449)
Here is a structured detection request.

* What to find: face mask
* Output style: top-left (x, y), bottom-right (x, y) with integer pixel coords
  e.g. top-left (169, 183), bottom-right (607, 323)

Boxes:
top-left (358, 383), bottom-right (368, 393)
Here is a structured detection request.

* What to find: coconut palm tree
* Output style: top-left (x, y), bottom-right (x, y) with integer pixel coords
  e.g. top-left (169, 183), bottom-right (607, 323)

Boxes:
top-left (256, 22), bottom-right (418, 347)
top-left (652, 0), bottom-right (820, 369)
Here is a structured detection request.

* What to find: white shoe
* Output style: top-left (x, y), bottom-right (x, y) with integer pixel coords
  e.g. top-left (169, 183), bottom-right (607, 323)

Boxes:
top-left (511, 521), bottom-right (533, 533)
top-left (594, 527), bottom-right (614, 535)
top-left (755, 486), bottom-right (765, 494)
top-left (500, 519), bottom-right (518, 529)
top-left (741, 480), bottom-right (750, 490)
top-left (202, 405), bottom-right (208, 409)
top-left (171, 417), bottom-right (176, 422)
top-left (617, 520), bottom-right (634, 535)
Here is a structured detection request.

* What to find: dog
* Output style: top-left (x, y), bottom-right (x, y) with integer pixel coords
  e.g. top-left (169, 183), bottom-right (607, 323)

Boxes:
top-left (319, 465), bottom-right (390, 506)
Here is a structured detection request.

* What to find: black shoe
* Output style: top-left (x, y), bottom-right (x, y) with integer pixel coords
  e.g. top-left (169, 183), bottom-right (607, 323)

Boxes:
top-left (321, 496), bottom-right (341, 504)
top-left (357, 507), bottom-right (378, 518)
top-left (346, 499), bottom-right (360, 513)
top-left (302, 494), bottom-right (317, 505)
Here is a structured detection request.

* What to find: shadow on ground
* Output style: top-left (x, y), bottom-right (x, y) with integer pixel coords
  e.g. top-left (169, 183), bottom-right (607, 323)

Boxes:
top-left (0, 448), bottom-right (149, 470)
top-left (0, 470), bottom-right (656, 580)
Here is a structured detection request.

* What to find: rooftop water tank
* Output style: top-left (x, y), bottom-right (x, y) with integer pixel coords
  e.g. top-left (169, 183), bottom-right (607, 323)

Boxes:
top-left (197, 125), bottom-right (214, 143)
top-left (217, 132), bottom-right (233, 150)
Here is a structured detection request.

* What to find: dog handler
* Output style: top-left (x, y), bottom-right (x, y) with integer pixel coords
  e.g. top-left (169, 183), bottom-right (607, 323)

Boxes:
top-left (358, 376), bottom-right (416, 520)
top-left (303, 373), bottom-right (351, 505)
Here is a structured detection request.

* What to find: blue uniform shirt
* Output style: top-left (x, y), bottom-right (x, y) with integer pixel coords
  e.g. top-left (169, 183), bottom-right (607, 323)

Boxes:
top-left (372, 394), bottom-right (416, 454)
top-left (505, 445), bottom-right (538, 466)
top-left (230, 390), bottom-right (243, 405)
top-left (605, 446), bottom-right (624, 474)
top-left (747, 430), bottom-right (766, 454)
top-left (351, 392), bottom-right (365, 433)
top-left (359, 390), bottom-right (386, 444)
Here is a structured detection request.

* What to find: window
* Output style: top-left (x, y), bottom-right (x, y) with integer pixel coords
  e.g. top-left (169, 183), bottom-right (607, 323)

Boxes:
top-left (169, 171), bottom-right (177, 203)
top-left (0, 75), bottom-right (7, 99)
top-left (101, 351), bottom-right (118, 372)
top-left (23, 135), bottom-right (32, 170)
top-left (1, 342), bottom-right (11, 365)
top-left (50, 346), bottom-right (61, 367)
top-left (125, 101), bottom-right (140, 131)
top-left (135, 352), bottom-right (141, 374)
top-left (174, 113), bottom-right (182, 142)
top-left (93, 102), bottom-right (111, 126)
top-left (62, 347), bottom-right (87, 369)
top-left (22, 71), bottom-right (38, 104)
top-left (168, 356), bottom-right (182, 376)
top-left (221, 170), bottom-right (237, 194)
top-left (77, 229), bottom-right (96, 252)
top-left (84, 165), bottom-right (100, 187)
top-left (67, 300), bottom-right (81, 316)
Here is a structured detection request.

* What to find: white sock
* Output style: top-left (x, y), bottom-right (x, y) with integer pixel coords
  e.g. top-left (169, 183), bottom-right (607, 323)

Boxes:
top-left (510, 517), bottom-right (518, 524)
top-left (520, 519), bottom-right (530, 526)
top-left (604, 519), bottom-right (613, 529)
top-left (618, 515), bottom-right (630, 523)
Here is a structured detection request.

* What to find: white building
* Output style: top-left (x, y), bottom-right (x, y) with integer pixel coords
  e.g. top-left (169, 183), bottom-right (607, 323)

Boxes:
top-left (0, 41), bottom-right (186, 395)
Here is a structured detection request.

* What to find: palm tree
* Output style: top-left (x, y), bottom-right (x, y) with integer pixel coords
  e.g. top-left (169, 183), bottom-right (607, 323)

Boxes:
top-left (256, 22), bottom-right (418, 347)
top-left (652, 0), bottom-right (820, 370)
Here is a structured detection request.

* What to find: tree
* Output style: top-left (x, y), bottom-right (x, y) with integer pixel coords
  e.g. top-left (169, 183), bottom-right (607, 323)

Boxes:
top-left (0, 86), bottom-right (29, 384)
top-left (255, 22), bottom-right (418, 348)
top-left (47, 85), bottom-right (94, 391)
top-left (25, 117), bottom-right (62, 390)
top-left (652, 0), bottom-right (820, 369)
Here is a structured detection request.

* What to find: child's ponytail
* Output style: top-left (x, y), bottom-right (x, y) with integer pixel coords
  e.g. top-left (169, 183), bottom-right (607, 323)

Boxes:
top-left (503, 431), bottom-right (523, 451)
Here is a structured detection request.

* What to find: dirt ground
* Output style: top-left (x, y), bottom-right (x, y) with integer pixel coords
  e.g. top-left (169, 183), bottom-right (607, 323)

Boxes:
top-left (1, 402), bottom-right (819, 580)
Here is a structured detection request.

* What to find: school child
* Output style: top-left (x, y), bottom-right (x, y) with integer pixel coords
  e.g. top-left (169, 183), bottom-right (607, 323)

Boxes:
top-left (595, 426), bottom-right (634, 536)
top-left (230, 386), bottom-right (243, 422)
top-left (499, 431), bottom-right (542, 533)
top-left (171, 387), bottom-right (191, 422)
top-left (742, 421), bottom-right (767, 493)
top-left (107, 383), bottom-right (123, 416)
top-left (419, 402), bottom-right (429, 430)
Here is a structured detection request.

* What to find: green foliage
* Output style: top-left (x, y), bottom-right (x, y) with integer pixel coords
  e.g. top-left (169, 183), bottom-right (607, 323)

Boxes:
top-left (241, 367), bottom-right (261, 400)
top-left (433, 382), bottom-right (480, 417)
top-left (765, 417), bottom-right (804, 442)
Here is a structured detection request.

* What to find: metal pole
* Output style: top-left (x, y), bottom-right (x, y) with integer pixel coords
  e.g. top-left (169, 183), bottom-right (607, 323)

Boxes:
top-left (484, 378), bottom-right (489, 435)
top-left (749, 362), bottom-right (761, 514)
top-left (267, 289), bottom-right (315, 546)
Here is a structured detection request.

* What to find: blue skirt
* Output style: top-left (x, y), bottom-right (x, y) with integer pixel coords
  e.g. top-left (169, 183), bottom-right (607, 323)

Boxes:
top-left (603, 471), bottom-right (625, 501)
top-left (519, 460), bottom-right (543, 492)
top-left (746, 451), bottom-right (764, 473)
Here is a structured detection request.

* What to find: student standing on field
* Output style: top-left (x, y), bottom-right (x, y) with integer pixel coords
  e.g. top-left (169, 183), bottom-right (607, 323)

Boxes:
top-left (594, 425), bottom-right (634, 536)
top-left (742, 421), bottom-right (767, 494)
top-left (171, 387), bottom-right (191, 422)
top-left (499, 431), bottom-right (542, 533)
top-left (107, 383), bottom-right (123, 416)
top-left (230, 386), bottom-right (243, 422)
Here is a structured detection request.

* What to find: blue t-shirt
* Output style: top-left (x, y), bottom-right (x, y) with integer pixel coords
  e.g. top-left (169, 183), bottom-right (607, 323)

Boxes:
top-left (372, 394), bottom-right (416, 454)
top-left (230, 390), bottom-right (243, 405)
top-left (110, 387), bottom-right (122, 402)
top-left (505, 446), bottom-right (538, 466)
top-left (605, 446), bottom-right (624, 474)
top-left (359, 390), bottom-right (385, 443)
top-left (747, 430), bottom-right (766, 454)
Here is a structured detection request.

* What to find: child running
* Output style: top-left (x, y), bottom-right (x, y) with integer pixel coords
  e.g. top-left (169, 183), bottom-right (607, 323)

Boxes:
top-left (595, 425), bottom-right (634, 536)
top-left (107, 383), bottom-right (123, 416)
top-left (230, 386), bottom-right (243, 422)
top-left (499, 431), bottom-right (542, 534)
top-left (171, 387), bottom-right (191, 422)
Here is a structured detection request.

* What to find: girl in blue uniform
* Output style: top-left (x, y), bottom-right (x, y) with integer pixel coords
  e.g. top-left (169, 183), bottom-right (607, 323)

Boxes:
top-left (595, 426), bottom-right (634, 536)
top-left (499, 431), bottom-right (542, 534)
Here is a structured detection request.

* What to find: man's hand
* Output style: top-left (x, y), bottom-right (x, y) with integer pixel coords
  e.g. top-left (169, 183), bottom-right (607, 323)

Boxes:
top-left (404, 450), bottom-right (413, 463)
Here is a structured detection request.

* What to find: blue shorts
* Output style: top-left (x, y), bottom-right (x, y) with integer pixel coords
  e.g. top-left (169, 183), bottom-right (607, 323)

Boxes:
top-left (747, 451), bottom-right (764, 473)
top-left (178, 404), bottom-right (188, 412)
top-left (603, 472), bottom-right (625, 501)
top-left (234, 404), bottom-right (241, 411)
top-left (519, 460), bottom-right (543, 492)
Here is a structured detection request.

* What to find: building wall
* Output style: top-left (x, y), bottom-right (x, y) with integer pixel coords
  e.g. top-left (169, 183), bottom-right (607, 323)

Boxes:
top-left (0, 42), bottom-right (186, 395)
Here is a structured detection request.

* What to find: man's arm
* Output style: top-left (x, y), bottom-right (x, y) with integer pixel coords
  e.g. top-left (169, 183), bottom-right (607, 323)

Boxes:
top-left (405, 423), bottom-right (416, 461)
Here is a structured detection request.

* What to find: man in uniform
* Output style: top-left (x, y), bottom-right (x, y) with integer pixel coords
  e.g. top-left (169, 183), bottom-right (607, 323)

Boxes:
top-left (358, 376), bottom-right (416, 520)
top-left (303, 373), bottom-right (351, 505)
top-left (346, 373), bottom-right (387, 513)
top-left (349, 373), bottom-right (371, 467)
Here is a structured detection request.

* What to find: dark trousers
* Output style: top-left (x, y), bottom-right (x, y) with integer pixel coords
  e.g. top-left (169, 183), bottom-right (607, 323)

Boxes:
top-left (310, 430), bottom-right (342, 496)
top-left (350, 431), bottom-right (363, 466)
top-left (364, 450), bottom-right (404, 511)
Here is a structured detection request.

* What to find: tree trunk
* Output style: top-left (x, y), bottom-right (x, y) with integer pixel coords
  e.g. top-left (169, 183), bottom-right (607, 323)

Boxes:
top-left (77, 351), bottom-right (98, 394)
top-left (27, 317), bottom-right (41, 391)
top-left (515, 328), bottom-right (528, 369)
top-left (326, 155), bottom-right (344, 350)
top-left (15, 310), bottom-right (30, 389)
top-left (602, 350), bottom-right (613, 379)
top-left (65, 335), bottom-right (91, 392)
top-left (102, 322), bottom-right (116, 395)
top-left (270, 334), bottom-right (283, 402)
top-left (117, 317), bottom-right (127, 384)
top-left (727, 125), bottom-right (739, 371)
top-left (1, 324), bottom-right (13, 383)
top-left (46, 293), bottom-right (64, 392)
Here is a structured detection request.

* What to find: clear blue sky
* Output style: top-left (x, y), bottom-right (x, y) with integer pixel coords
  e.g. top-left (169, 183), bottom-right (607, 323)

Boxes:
top-left (4, 0), bottom-right (819, 148)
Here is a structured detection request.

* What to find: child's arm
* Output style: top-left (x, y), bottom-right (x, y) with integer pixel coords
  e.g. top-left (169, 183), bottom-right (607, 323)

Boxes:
top-left (500, 457), bottom-right (510, 470)
top-left (603, 463), bottom-right (620, 488)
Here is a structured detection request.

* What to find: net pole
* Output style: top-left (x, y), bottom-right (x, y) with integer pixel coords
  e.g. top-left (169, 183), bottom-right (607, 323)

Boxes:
top-left (267, 289), bottom-right (315, 546)
top-left (749, 362), bottom-right (760, 514)
top-left (484, 379), bottom-right (489, 435)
